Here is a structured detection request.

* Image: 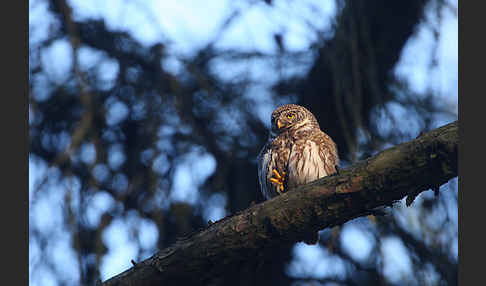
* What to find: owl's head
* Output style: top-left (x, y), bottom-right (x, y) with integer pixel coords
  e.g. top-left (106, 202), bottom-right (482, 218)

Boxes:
top-left (270, 104), bottom-right (319, 135)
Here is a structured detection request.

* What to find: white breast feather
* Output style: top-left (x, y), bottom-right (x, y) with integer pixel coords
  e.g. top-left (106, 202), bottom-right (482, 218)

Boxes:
top-left (289, 140), bottom-right (328, 187)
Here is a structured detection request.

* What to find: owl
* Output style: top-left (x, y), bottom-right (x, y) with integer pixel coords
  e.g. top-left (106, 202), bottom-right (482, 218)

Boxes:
top-left (258, 104), bottom-right (339, 200)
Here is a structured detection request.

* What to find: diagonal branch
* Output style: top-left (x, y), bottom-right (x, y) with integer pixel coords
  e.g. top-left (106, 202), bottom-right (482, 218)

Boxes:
top-left (102, 120), bottom-right (458, 286)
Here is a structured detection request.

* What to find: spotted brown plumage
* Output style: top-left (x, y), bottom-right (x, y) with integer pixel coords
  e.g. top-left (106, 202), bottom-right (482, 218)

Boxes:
top-left (258, 104), bottom-right (339, 200)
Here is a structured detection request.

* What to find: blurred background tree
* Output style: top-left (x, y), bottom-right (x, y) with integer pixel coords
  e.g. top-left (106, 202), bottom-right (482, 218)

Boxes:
top-left (29, 0), bottom-right (458, 285)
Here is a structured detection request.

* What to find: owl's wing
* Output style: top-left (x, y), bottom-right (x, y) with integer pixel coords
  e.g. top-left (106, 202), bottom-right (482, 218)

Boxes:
top-left (318, 138), bottom-right (339, 176)
top-left (257, 140), bottom-right (273, 200)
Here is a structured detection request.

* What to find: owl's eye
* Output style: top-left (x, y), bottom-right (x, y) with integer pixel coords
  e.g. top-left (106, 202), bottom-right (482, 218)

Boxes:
top-left (287, 114), bottom-right (295, 119)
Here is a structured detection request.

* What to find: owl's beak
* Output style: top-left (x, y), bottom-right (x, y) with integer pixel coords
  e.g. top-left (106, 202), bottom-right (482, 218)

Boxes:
top-left (277, 119), bottom-right (283, 129)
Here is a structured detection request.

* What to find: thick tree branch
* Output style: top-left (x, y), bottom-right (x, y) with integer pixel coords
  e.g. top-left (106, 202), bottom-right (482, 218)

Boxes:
top-left (102, 121), bottom-right (458, 286)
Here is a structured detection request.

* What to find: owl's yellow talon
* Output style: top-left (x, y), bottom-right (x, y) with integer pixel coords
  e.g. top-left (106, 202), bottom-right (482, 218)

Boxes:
top-left (272, 169), bottom-right (283, 180)
top-left (270, 169), bottom-right (285, 194)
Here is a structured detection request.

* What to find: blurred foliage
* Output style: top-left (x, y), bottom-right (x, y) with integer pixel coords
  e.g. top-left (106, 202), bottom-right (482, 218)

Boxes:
top-left (29, 0), bottom-right (457, 285)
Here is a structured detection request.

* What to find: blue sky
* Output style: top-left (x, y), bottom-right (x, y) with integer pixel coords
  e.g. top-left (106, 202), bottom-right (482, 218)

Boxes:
top-left (29, 0), bottom-right (458, 284)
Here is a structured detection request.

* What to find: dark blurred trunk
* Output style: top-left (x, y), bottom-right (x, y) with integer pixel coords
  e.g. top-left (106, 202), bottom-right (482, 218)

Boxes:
top-left (277, 0), bottom-right (428, 161)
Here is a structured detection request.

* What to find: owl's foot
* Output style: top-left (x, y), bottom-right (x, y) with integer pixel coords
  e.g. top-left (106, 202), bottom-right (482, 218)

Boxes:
top-left (270, 169), bottom-right (286, 194)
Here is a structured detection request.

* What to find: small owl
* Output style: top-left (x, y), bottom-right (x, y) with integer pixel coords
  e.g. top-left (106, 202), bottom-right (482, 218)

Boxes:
top-left (258, 104), bottom-right (339, 200)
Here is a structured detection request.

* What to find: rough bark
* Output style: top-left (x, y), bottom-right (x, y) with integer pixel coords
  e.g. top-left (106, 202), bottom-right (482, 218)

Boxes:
top-left (102, 120), bottom-right (458, 286)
